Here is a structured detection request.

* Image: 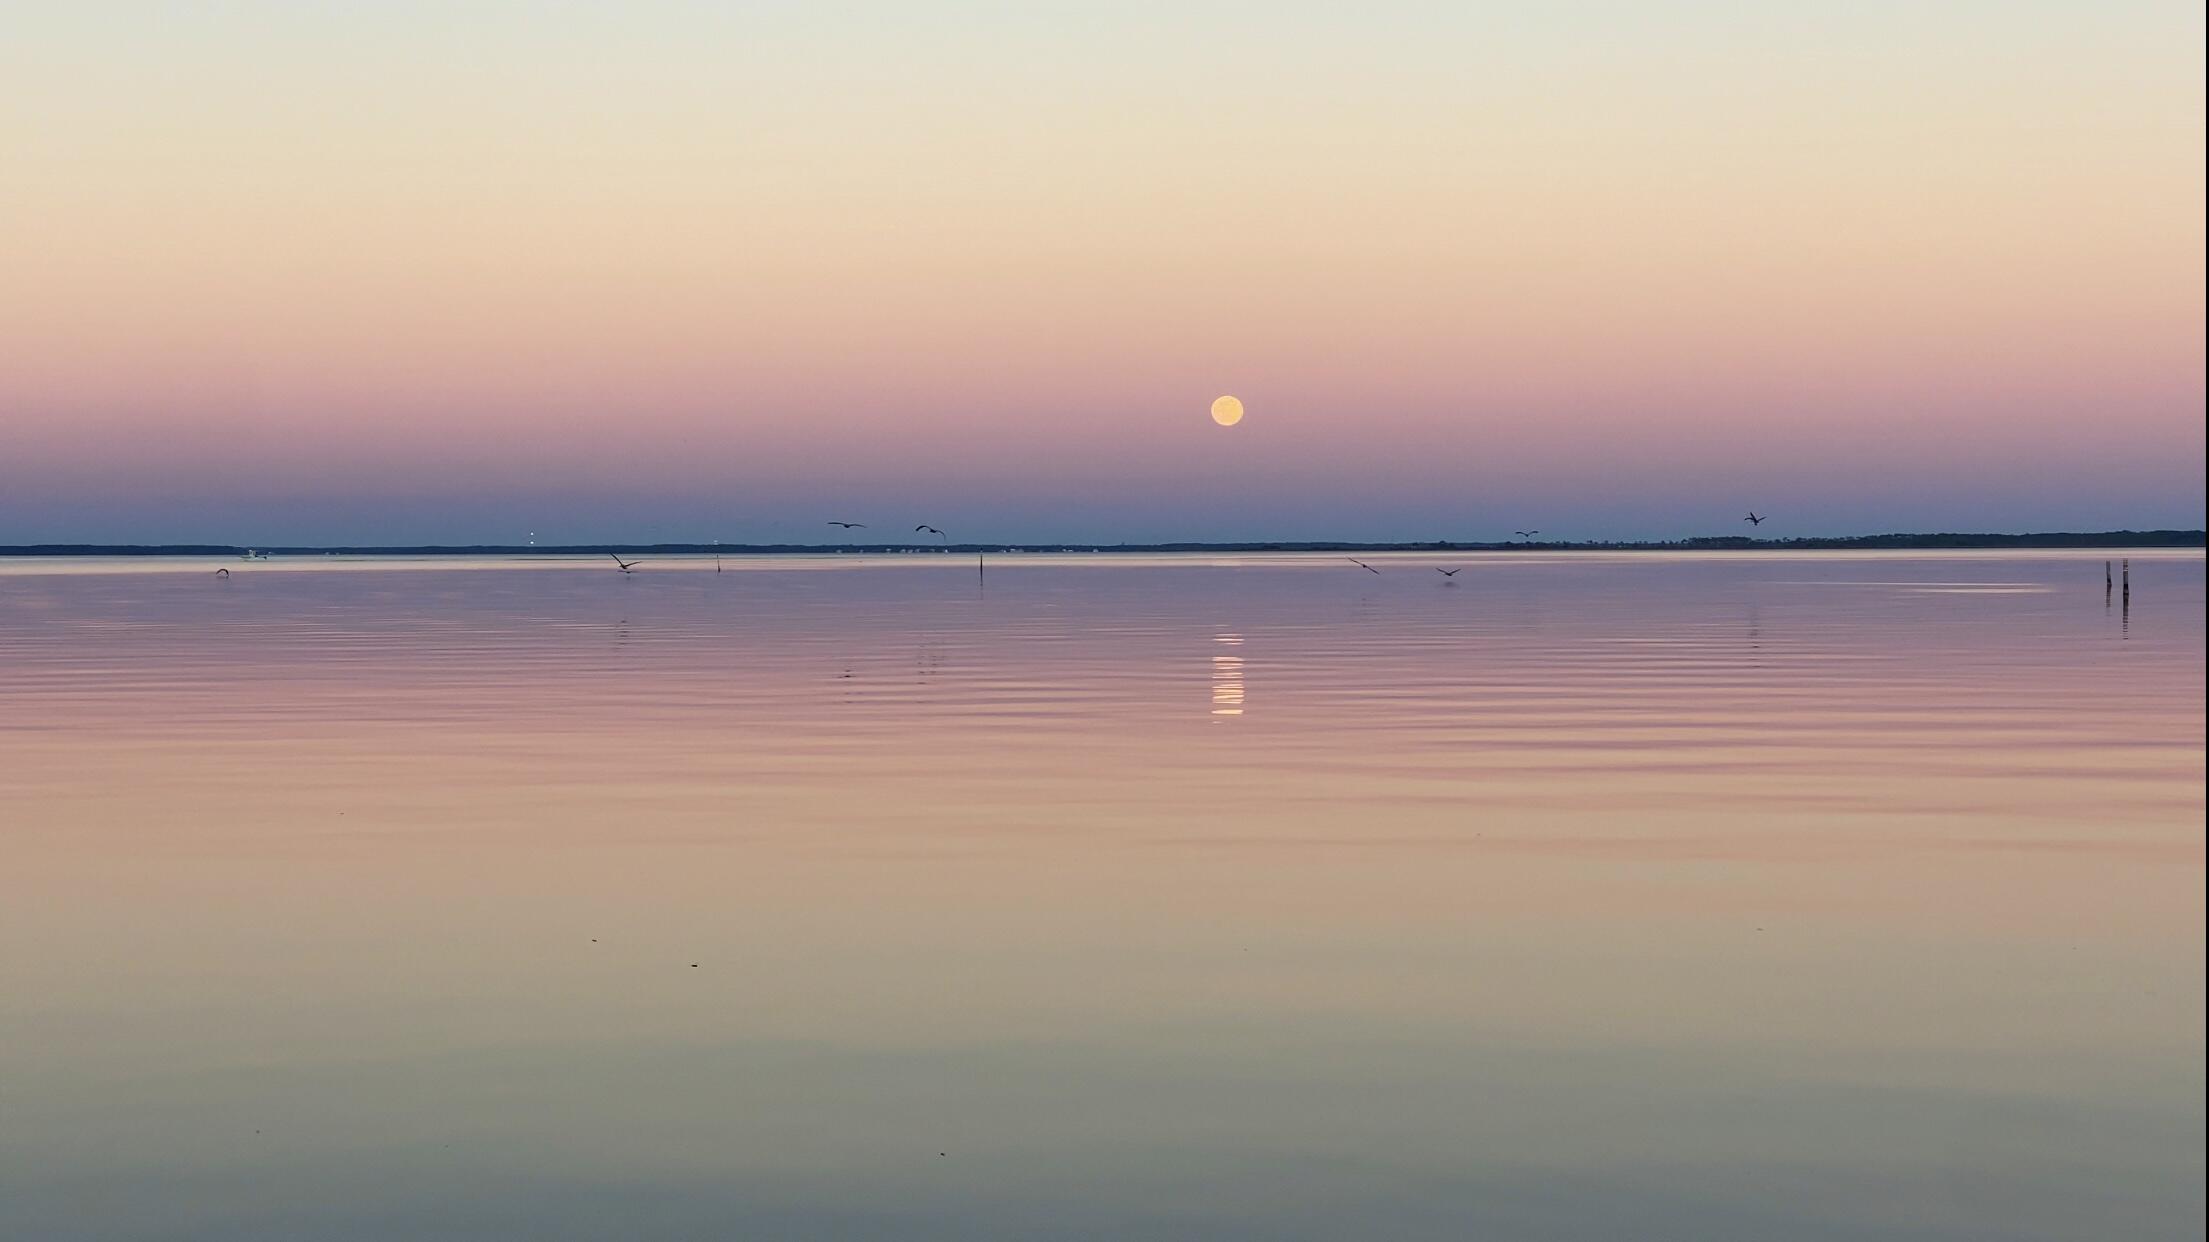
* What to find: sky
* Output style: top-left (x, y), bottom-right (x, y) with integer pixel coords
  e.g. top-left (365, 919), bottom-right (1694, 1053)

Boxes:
top-left (2, 1), bottom-right (2203, 545)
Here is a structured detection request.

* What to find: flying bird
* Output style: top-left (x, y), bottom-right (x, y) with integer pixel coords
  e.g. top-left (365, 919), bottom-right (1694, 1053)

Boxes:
top-left (828, 521), bottom-right (866, 529)
top-left (213, 567), bottom-right (229, 578)
top-left (1347, 558), bottom-right (1381, 574)
top-left (915, 525), bottom-right (945, 538)
top-left (1513, 530), bottom-right (1540, 539)
top-left (608, 553), bottom-right (641, 573)
top-left (1743, 512), bottom-right (1766, 526)
top-left (1436, 567), bottom-right (1462, 577)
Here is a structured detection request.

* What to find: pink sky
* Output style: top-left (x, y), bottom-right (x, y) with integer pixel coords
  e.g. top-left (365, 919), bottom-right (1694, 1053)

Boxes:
top-left (2, 2), bottom-right (2201, 543)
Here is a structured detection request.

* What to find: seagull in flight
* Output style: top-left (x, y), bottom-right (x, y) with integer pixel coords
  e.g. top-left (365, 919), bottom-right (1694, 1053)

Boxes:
top-left (828, 521), bottom-right (866, 529)
top-left (915, 525), bottom-right (945, 538)
top-left (1436, 567), bottom-right (1462, 577)
top-left (608, 553), bottom-right (642, 573)
top-left (1347, 557), bottom-right (1381, 574)
top-left (1513, 530), bottom-right (1540, 539)
top-left (1743, 512), bottom-right (1766, 526)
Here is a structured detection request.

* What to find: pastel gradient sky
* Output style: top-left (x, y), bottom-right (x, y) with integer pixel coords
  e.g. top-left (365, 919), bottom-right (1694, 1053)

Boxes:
top-left (3, 1), bottom-right (2202, 544)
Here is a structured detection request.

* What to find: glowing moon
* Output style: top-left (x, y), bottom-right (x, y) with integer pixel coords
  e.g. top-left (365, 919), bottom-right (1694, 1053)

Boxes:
top-left (1210, 395), bottom-right (1244, 426)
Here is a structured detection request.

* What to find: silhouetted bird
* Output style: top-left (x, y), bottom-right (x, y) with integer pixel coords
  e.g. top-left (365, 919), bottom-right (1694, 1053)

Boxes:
top-left (1347, 558), bottom-right (1381, 574)
top-left (1513, 530), bottom-right (1540, 539)
top-left (608, 553), bottom-right (641, 573)
top-left (915, 525), bottom-right (945, 538)
top-left (1436, 567), bottom-right (1462, 577)
top-left (828, 521), bottom-right (866, 529)
top-left (1744, 512), bottom-right (1766, 526)
top-left (214, 567), bottom-right (229, 578)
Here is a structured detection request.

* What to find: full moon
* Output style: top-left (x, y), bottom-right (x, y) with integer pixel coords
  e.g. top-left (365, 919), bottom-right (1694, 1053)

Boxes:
top-left (1210, 395), bottom-right (1244, 427)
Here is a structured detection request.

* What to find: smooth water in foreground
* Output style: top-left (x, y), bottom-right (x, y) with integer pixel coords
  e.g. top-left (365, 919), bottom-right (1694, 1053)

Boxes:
top-left (1, 551), bottom-right (2201, 1241)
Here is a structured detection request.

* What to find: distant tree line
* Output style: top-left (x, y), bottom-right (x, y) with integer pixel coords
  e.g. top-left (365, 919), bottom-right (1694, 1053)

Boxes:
top-left (3, 530), bottom-right (2201, 556)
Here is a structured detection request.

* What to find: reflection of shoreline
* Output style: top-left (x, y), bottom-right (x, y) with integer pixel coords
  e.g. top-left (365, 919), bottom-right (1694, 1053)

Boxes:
top-left (1212, 632), bottom-right (1244, 718)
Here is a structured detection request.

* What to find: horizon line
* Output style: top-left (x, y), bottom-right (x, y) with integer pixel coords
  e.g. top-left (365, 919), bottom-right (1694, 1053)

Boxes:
top-left (4, 529), bottom-right (2203, 557)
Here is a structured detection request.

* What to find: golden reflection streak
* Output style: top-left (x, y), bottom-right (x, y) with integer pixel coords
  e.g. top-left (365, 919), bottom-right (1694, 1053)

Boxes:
top-left (1212, 632), bottom-right (1245, 717)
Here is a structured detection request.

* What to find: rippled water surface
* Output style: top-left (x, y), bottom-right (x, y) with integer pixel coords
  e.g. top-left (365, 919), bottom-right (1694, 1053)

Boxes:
top-left (1, 551), bottom-right (2201, 1241)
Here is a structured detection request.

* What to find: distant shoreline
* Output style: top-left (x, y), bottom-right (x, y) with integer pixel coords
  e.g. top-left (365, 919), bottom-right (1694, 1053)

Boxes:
top-left (2, 530), bottom-right (2201, 557)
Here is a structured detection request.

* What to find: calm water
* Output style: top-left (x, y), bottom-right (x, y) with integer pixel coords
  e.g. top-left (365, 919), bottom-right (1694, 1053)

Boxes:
top-left (1, 551), bottom-right (2201, 1241)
